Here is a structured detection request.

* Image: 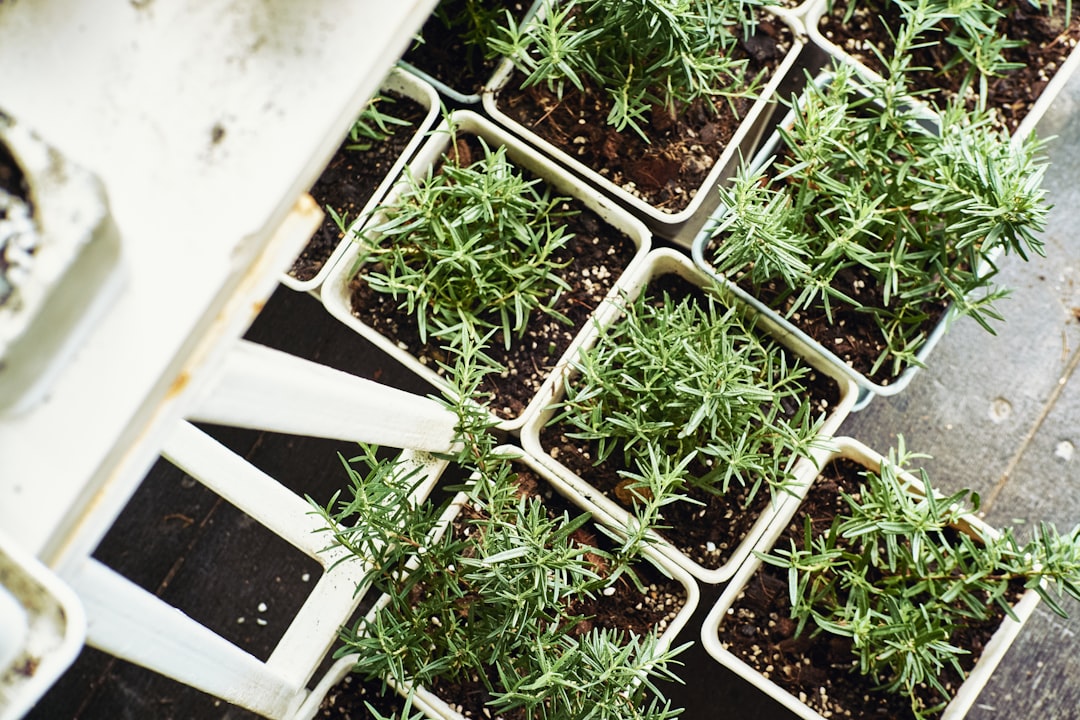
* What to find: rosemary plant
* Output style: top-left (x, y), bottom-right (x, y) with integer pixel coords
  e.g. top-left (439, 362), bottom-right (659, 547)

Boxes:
top-left (707, 30), bottom-right (1049, 379)
top-left (488, 0), bottom-right (774, 137)
top-left (760, 444), bottom-right (1080, 719)
top-left (551, 275), bottom-right (825, 508)
top-left (355, 134), bottom-right (574, 349)
top-left (345, 93), bottom-right (413, 152)
top-left (836, 0), bottom-right (1025, 101)
top-left (311, 340), bottom-right (689, 720)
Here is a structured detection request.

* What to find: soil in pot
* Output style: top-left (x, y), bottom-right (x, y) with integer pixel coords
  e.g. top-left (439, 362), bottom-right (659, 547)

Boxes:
top-left (818, 0), bottom-right (1080, 133)
top-left (347, 136), bottom-right (640, 422)
top-left (539, 272), bottom-right (842, 572)
top-left (402, 0), bottom-right (536, 98)
top-left (288, 92), bottom-right (429, 283)
top-left (715, 458), bottom-right (1022, 720)
top-left (317, 674), bottom-right (412, 719)
top-left (492, 17), bottom-right (795, 213)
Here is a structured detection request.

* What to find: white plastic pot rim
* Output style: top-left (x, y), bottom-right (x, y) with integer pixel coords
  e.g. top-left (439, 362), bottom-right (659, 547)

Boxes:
top-left (280, 68), bottom-right (441, 294)
top-left (320, 109), bottom-right (652, 434)
top-left (699, 436), bottom-right (1043, 720)
top-left (519, 248), bottom-right (858, 584)
top-left (481, 5), bottom-right (806, 234)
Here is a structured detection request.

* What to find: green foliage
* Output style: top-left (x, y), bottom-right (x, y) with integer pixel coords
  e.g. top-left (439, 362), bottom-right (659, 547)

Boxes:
top-left (760, 443), bottom-right (1080, 719)
top-left (346, 93), bottom-right (414, 152)
top-left (552, 275), bottom-right (826, 507)
top-left (355, 134), bottom-right (575, 349)
top-left (488, 0), bottom-right (775, 137)
top-left (418, 0), bottom-right (524, 70)
top-left (311, 343), bottom-right (688, 720)
top-left (708, 28), bottom-right (1049, 378)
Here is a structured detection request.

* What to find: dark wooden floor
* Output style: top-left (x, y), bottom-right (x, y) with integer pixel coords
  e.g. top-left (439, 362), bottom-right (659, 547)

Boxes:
top-left (26, 50), bottom-right (1080, 720)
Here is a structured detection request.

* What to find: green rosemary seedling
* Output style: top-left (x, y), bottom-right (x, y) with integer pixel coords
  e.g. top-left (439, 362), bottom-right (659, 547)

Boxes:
top-left (552, 276), bottom-right (826, 508)
top-left (761, 444), bottom-right (1080, 719)
top-left (707, 26), bottom-right (1049, 379)
top-left (345, 94), bottom-right (414, 152)
top-left (312, 340), bottom-right (689, 720)
top-left (355, 134), bottom-right (575, 349)
top-left (488, 0), bottom-right (774, 137)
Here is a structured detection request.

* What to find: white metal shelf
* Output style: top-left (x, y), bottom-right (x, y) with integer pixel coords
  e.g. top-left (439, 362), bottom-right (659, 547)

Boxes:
top-left (0, 0), bottom-right (439, 565)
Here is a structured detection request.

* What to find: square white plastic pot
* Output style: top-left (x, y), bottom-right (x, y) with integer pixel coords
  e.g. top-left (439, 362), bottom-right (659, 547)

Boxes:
top-left (281, 68), bottom-right (441, 294)
top-left (803, 0), bottom-right (1080, 141)
top-left (482, 4), bottom-right (806, 248)
top-left (520, 248), bottom-right (858, 584)
top-left (397, 0), bottom-right (546, 105)
top-left (309, 445), bottom-right (700, 720)
top-left (321, 109), bottom-right (652, 434)
top-left (700, 436), bottom-right (1042, 720)
top-left (0, 111), bottom-right (123, 415)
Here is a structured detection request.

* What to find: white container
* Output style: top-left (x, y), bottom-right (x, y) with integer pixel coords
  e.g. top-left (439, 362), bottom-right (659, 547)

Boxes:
top-left (281, 69), bottom-right (441, 294)
top-left (0, 530), bottom-right (86, 720)
top-left (321, 110), bottom-right (652, 434)
top-left (689, 73), bottom-right (995, 409)
top-left (520, 248), bottom-right (858, 584)
top-left (804, 0), bottom-right (1080, 141)
top-left (700, 436), bottom-right (1043, 720)
top-left (309, 445), bottom-right (700, 720)
top-left (482, 6), bottom-right (806, 248)
top-left (0, 112), bottom-right (123, 415)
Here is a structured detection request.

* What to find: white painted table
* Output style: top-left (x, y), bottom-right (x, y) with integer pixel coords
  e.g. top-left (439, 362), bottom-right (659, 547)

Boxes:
top-left (0, 0), bottom-right (438, 567)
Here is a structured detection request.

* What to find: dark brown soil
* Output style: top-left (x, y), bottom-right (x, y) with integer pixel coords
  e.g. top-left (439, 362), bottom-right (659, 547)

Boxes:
top-left (347, 168), bottom-right (639, 422)
top-left (539, 272), bottom-right (842, 573)
top-left (420, 467), bottom-right (686, 720)
top-left (818, 0), bottom-right (1080, 133)
top-left (737, 264), bottom-right (950, 385)
top-left (289, 93), bottom-right (429, 283)
top-left (715, 458), bottom-right (1019, 720)
top-left (402, 0), bottom-right (535, 98)
top-left (318, 465), bottom-right (687, 720)
top-left (490, 18), bottom-right (794, 213)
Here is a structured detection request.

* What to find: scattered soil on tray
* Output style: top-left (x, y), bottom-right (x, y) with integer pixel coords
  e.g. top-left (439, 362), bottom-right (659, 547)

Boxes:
top-left (403, 0), bottom-right (535, 98)
top-left (346, 136), bottom-right (639, 422)
top-left (289, 93), bottom-right (429, 283)
top-left (818, 0), bottom-right (1080, 133)
top-left (491, 17), bottom-right (795, 213)
top-left (715, 457), bottom-right (1021, 719)
top-left (539, 272), bottom-right (842, 573)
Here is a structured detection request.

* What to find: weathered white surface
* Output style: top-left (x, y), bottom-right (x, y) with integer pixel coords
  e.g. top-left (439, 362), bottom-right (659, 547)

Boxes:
top-left (0, 0), bottom-right (438, 562)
